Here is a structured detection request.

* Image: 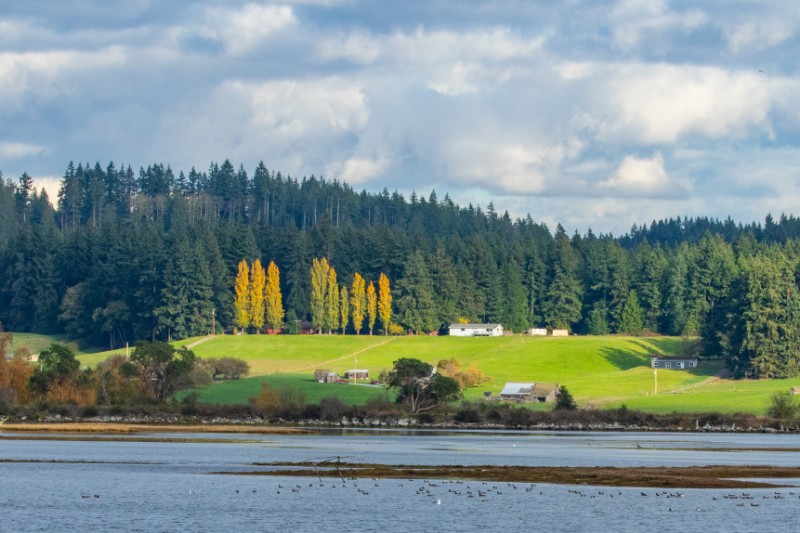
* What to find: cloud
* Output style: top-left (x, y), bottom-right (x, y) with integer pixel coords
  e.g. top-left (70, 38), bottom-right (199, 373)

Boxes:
top-left (610, 0), bottom-right (708, 49)
top-left (0, 48), bottom-right (126, 110)
top-left (440, 137), bottom-right (581, 196)
top-left (0, 142), bottom-right (45, 159)
top-left (599, 152), bottom-right (689, 199)
top-left (199, 3), bottom-right (297, 56)
top-left (563, 62), bottom-right (779, 144)
top-left (326, 156), bottom-right (390, 184)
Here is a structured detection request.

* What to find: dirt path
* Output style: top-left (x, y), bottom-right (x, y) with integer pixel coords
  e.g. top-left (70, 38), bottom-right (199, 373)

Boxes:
top-left (667, 368), bottom-right (731, 394)
top-left (293, 336), bottom-right (397, 372)
top-left (186, 335), bottom-right (215, 349)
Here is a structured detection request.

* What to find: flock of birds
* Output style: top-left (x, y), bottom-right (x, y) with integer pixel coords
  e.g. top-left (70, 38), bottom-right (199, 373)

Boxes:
top-left (167, 475), bottom-right (800, 513)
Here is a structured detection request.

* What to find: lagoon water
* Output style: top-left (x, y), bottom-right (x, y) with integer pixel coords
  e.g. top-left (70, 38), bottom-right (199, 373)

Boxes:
top-left (3, 430), bottom-right (800, 532)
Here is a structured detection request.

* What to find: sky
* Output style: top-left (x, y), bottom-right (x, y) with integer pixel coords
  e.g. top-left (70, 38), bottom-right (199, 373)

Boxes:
top-left (2, 0), bottom-right (800, 235)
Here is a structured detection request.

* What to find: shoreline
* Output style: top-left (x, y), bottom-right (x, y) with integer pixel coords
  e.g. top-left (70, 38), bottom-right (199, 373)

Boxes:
top-left (0, 422), bottom-right (309, 434)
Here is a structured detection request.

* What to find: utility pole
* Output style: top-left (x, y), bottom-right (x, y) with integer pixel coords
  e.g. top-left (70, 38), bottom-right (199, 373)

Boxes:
top-left (212, 308), bottom-right (216, 336)
top-left (654, 368), bottom-right (658, 396)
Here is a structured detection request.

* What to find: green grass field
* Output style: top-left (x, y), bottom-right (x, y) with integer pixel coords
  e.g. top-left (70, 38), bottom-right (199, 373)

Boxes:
top-left (12, 332), bottom-right (800, 415)
top-left (179, 372), bottom-right (393, 406)
top-left (161, 333), bottom-right (796, 414)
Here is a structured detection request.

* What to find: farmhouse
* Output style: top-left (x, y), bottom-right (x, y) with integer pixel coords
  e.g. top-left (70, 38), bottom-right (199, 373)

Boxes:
top-left (344, 369), bottom-right (369, 380)
top-left (499, 382), bottom-right (559, 403)
top-left (649, 355), bottom-right (699, 370)
top-left (448, 323), bottom-right (504, 337)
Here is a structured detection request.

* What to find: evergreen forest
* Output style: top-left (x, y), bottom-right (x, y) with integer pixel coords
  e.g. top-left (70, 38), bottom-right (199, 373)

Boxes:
top-left (3, 160), bottom-right (800, 379)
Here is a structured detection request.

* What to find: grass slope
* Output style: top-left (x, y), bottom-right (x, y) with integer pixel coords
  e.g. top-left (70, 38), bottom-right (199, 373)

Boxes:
top-left (72, 333), bottom-right (800, 414)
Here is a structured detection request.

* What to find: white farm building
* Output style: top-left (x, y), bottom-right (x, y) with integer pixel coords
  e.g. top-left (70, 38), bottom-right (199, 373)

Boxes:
top-left (448, 323), bottom-right (504, 337)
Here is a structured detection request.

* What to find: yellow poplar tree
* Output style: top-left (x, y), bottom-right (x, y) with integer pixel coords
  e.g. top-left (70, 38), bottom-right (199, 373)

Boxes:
top-left (265, 261), bottom-right (284, 332)
top-left (310, 257), bottom-right (330, 334)
top-left (249, 259), bottom-right (266, 332)
top-left (366, 281), bottom-right (377, 335)
top-left (350, 272), bottom-right (366, 335)
top-left (378, 272), bottom-right (392, 335)
top-left (339, 285), bottom-right (350, 335)
top-left (325, 267), bottom-right (339, 334)
top-left (233, 259), bottom-right (251, 330)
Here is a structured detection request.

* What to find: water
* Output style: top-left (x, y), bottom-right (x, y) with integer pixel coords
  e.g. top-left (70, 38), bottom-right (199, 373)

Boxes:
top-left (2, 430), bottom-right (800, 532)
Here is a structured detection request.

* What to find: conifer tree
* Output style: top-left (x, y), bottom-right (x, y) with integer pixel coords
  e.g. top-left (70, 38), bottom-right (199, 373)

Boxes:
top-left (351, 272), bottom-right (366, 335)
top-left (309, 257), bottom-right (330, 334)
top-left (378, 273), bottom-right (392, 335)
top-left (249, 259), bottom-right (266, 332)
top-left (339, 285), bottom-right (350, 334)
top-left (265, 261), bottom-right (284, 332)
top-left (233, 259), bottom-right (250, 330)
top-left (325, 267), bottom-right (339, 334)
top-left (367, 281), bottom-right (377, 335)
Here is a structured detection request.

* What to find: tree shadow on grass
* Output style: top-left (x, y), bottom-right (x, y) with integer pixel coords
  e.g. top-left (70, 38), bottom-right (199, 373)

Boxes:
top-left (597, 346), bottom-right (651, 370)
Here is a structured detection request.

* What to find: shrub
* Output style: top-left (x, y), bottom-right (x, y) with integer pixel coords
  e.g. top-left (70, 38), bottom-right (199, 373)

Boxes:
top-left (768, 391), bottom-right (798, 420)
top-left (319, 395), bottom-right (348, 421)
top-left (555, 386), bottom-right (577, 411)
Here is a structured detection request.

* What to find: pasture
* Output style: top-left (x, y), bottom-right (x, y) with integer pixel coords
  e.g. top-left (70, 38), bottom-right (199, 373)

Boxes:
top-left (13, 332), bottom-right (799, 415)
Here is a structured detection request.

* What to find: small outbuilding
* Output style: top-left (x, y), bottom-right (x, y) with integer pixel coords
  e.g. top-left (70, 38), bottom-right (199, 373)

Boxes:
top-left (448, 323), bottom-right (504, 337)
top-left (531, 383), bottom-right (559, 402)
top-left (314, 369), bottom-right (340, 383)
top-left (551, 329), bottom-right (569, 337)
top-left (529, 328), bottom-right (548, 336)
top-left (344, 369), bottom-right (369, 380)
top-left (649, 355), bottom-right (699, 370)
top-left (498, 382), bottom-right (560, 403)
top-left (499, 382), bottom-right (535, 402)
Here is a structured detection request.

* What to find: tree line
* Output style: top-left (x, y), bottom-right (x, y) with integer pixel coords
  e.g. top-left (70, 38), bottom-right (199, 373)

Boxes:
top-left (3, 161), bottom-right (800, 378)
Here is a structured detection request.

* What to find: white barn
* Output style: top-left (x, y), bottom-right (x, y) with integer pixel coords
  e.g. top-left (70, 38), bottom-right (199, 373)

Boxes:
top-left (448, 323), bottom-right (504, 337)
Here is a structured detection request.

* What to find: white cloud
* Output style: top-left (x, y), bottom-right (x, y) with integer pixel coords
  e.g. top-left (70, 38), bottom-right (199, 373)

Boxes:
top-left (230, 77), bottom-right (369, 136)
top-left (599, 152), bottom-right (688, 199)
top-left (200, 4), bottom-right (296, 56)
top-left (610, 0), bottom-right (708, 49)
top-left (576, 63), bottom-right (778, 144)
top-left (441, 137), bottom-right (577, 195)
top-left (326, 156), bottom-right (389, 184)
top-left (0, 142), bottom-right (45, 159)
top-left (0, 48), bottom-right (126, 109)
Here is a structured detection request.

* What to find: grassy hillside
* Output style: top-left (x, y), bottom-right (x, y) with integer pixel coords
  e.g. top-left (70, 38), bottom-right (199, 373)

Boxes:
top-left (74, 333), bottom-right (800, 415)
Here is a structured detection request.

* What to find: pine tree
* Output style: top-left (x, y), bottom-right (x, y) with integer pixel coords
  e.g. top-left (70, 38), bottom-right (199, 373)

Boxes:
top-left (309, 257), bottom-right (330, 334)
top-left (249, 259), bottom-right (266, 332)
top-left (265, 261), bottom-right (285, 332)
top-left (325, 267), bottom-right (339, 334)
top-left (396, 250), bottom-right (437, 334)
top-left (351, 272), bottom-right (366, 335)
top-left (618, 289), bottom-right (644, 335)
top-left (378, 273), bottom-right (392, 335)
top-left (233, 259), bottom-right (250, 331)
top-left (366, 281), bottom-right (377, 335)
top-left (339, 285), bottom-right (350, 334)
top-left (543, 225), bottom-right (583, 330)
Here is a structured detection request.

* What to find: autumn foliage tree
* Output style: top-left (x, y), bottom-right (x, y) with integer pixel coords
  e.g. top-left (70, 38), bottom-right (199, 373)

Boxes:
top-left (339, 285), bottom-right (350, 334)
top-left (233, 259), bottom-right (250, 330)
top-left (249, 259), bottom-right (266, 332)
top-left (264, 261), bottom-right (284, 332)
top-left (310, 257), bottom-right (330, 334)
top-left (378, 273), bottom-right (392, 335)
top-left (367, 281), bottom-right (377, 335)
top-left (351, 272), bottom-right (366, 335)
top-left (325, 267), bottom-right (339, 334)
